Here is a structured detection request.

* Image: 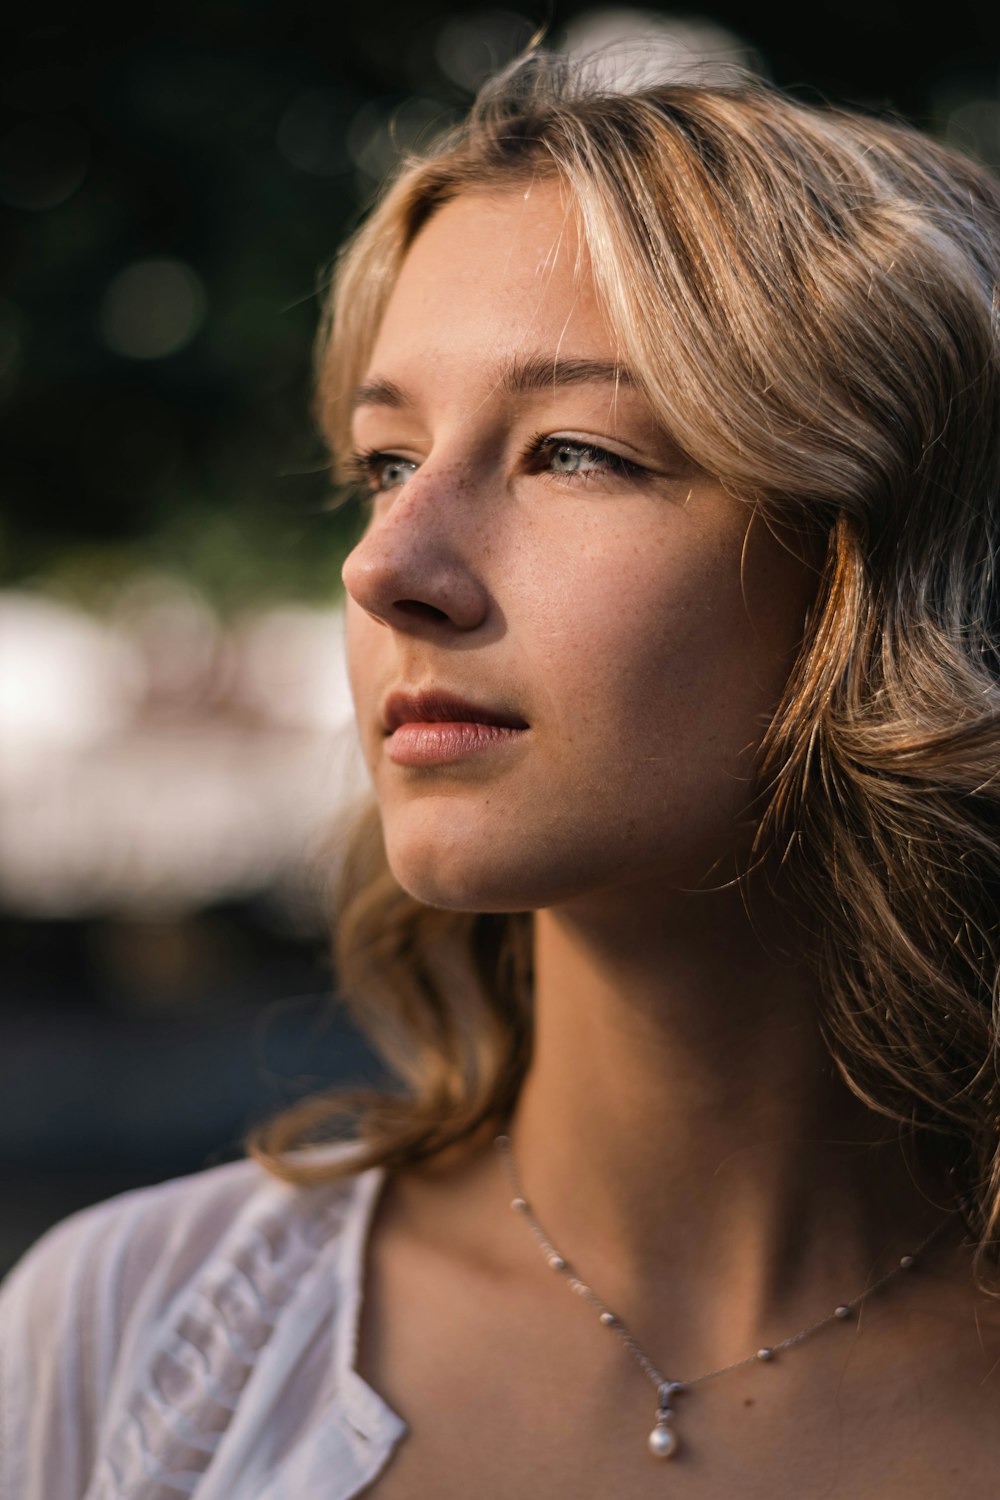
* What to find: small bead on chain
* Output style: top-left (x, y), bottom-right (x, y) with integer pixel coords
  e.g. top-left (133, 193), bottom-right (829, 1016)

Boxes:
top-left (493, 1129), bottom-right (955, 1464)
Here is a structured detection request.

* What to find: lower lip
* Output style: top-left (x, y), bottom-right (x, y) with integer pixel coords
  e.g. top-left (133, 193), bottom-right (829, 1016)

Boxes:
top-left (385, 721), bottom-right (528, 766)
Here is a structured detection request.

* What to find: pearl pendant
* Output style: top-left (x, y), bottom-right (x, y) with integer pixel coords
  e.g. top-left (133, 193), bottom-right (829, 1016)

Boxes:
top-left (648, 1419), bottom-right (679, 1459)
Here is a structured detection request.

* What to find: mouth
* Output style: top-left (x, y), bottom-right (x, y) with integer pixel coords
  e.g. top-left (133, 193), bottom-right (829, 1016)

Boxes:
top-left (380, 689), bottom-right (529, 767)
top-left (382, 690), bottom-right (528, 734)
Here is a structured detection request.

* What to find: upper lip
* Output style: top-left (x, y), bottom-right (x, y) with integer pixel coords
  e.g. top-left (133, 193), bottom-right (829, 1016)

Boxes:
top-left (382, 689), bottom-right (529, 734)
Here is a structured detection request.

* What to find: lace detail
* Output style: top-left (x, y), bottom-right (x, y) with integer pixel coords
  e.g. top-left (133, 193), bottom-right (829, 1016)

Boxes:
top-left (85, 1183), bottom-right (350, 1500)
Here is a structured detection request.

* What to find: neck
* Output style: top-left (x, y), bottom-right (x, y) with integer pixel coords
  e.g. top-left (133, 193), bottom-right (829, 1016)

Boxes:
top-left (502, 878), bottom-right (952, 1366)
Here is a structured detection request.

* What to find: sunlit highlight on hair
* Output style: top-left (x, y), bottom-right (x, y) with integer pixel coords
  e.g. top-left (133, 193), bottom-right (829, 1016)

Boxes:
top-left (249, 52), bottom-right (1000, 1283)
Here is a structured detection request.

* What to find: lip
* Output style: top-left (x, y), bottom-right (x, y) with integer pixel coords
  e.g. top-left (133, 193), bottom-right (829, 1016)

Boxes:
top-left (382, 689), bottom-right (528, 734)
top-left (381, 689), bottom-right (529, 767)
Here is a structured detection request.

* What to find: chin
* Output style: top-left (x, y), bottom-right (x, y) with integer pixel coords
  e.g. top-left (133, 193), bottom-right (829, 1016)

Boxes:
top-left (384, 832), bottom-right (540, 913)
top-left (379, 810), bottom-right (590, 912)
top-left (382, 806), bottom-right (755, 917)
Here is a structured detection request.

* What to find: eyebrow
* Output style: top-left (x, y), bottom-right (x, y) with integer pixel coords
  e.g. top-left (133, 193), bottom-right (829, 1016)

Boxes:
top-left (351, 355), bottom-right (638, 411)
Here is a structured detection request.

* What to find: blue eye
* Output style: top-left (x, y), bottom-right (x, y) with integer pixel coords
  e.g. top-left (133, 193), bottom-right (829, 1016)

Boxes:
top-left (528, 436), bottom-right (646, 482)
top-left (347, 436), bottom-right (648, 500)
top-left (549, 442), bottom-right (601, 474)
top-left (349, 450), bottom-right (418, 494)
top-left (376, 458), bottom-right (417, 491)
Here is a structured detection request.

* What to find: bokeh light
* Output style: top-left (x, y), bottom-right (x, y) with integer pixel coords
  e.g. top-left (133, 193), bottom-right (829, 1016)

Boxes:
top-left (0, 582), bottom-right (361, 920)
top-left (98, 258), bottom-right (207, 361)
top-left (563, 8), bottom-right (763, 85)
top-left (946, 97), bottom-right (1000, 165)
top-left (347, 95), bottom-right (458, 182)
top-left (434, 9), bottom-right (536, 91)
top-left (0, 115), bottom-right (89, 211)
top-left (277, 89), bottom-right (359, 177)
top-left (0, 591), bottom-right (142, 765)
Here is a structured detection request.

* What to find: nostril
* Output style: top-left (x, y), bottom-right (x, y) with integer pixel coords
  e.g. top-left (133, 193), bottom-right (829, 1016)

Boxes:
top-left (395, 599), bottom-right (450, 622)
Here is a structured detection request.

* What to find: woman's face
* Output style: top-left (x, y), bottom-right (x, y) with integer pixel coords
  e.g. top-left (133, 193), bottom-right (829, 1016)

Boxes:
top-left (340, 184), bottom-right (815, 913)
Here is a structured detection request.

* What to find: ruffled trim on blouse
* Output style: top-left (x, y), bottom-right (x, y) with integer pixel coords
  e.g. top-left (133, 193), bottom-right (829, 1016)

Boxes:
top-left (84, 1168), bottom-right (370, 1500)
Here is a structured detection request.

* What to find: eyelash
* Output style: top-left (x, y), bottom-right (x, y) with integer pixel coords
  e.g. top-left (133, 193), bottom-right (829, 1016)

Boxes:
top-left (524, 434), bottom-right (648, 483)
top-left (346, 436), bottom-right (648, 498)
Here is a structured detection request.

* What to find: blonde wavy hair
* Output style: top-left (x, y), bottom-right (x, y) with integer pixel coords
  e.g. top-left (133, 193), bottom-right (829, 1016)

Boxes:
top-left (249, 55), bottom-right (1000, 1272)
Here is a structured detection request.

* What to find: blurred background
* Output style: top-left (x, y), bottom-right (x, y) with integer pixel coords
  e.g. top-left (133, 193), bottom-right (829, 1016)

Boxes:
top-left (2, 0), bottom-right (999, 1273)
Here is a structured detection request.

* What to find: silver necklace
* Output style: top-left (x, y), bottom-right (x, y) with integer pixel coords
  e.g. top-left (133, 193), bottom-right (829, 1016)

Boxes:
top-left (494, 1130), bottom-right (955, 1462)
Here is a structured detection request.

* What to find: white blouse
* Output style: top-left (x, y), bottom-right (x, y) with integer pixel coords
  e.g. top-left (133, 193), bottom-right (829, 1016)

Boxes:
top-left (0, 1145), bottom-right (408, 1499)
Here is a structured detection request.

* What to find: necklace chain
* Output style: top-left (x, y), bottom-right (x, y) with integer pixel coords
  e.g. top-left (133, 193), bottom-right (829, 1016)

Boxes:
top-left (493, 1129), bottom-right (956, 1461)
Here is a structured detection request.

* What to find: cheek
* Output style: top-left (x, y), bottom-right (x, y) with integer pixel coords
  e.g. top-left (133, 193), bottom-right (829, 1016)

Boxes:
top-left (526, 528), bottom-right (804, 806)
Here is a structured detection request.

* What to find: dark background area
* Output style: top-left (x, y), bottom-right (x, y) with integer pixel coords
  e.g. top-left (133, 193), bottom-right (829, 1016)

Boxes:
top-left (4, 1), bottom-right (999, 602)
top-left (2, 0), bottom-right (999, 1274)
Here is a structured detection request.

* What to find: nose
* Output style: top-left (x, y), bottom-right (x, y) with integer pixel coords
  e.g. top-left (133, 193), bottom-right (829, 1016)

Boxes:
top-left (341, 472), bottom-right (490, 633)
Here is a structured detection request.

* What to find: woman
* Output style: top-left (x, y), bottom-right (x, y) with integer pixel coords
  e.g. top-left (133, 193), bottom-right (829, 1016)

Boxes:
top-left (3, 53), bottom-right (1000, 1499)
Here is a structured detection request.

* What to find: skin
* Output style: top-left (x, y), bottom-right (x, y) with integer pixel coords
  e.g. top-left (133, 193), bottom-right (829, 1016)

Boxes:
top-left (337, 186), bottom-right (1000, 1498)
top-left (343, 191), bottom-right (813, 915)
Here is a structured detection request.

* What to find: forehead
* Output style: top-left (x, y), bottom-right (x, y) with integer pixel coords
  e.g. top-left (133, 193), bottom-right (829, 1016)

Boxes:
top-left (365, 184), bottom-right (619, 377)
